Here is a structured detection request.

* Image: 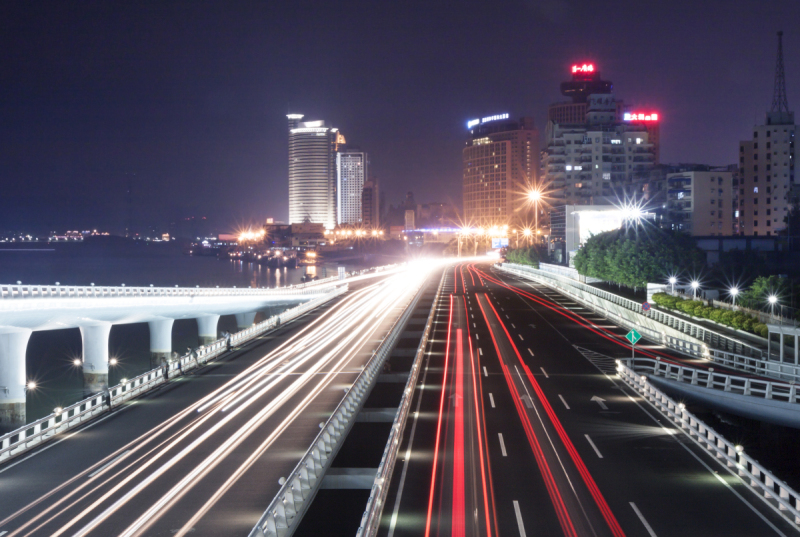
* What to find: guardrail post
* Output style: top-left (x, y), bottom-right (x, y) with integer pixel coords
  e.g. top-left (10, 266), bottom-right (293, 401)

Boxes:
top-left (765, 475), bottom-right (775, 499)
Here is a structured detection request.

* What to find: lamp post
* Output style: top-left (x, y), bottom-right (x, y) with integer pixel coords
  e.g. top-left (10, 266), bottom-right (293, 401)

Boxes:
top-left (691, 280), bottom-right (699, 300)
top-left (669, 276), bottom-right (677, 294)
top-left (768, 295), bottom-right (778, 319)
top-left (523, 228), bottom-right (532, 248)
top-left (730, 287), bottom-right (739, 306)
top-left (528, 189), bottom-right (541, 243)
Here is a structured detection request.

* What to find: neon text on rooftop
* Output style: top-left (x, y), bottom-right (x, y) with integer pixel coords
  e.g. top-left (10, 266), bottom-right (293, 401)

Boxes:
top-left (623, 112), bottom-right (659, 122)
top-left (571, 64), bottom-right (595, 73)
top-left (467, 113), bottom-right (509, 129)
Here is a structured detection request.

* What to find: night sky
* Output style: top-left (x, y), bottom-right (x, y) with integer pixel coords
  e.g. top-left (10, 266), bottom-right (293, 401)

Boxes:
top-left (1, 1), bottom-right (798, 235)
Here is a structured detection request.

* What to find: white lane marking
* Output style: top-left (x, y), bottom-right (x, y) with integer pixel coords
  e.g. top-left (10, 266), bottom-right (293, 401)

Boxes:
top-left (501, 307), bottom-right (504, 311)
top-left (88, 450), bottom-right (131, 477)
top-left (585, 434), bottom-right (603, 459)
top-left (471, 314), bottom-right (474, 318)
top-left (483, 366), bottom-right (488, 377)
top-left (473, 323), bottom-right (476, 328)
top-left (499, 433), bottom-right (508, 457)
top-left (517, 334), bottom-right (524, 341)
top-left (540, 367), bottom-right (549, 378)
top-left (527, 348), bottom-right (534, 356)
top-left (489, 393), bottom-right (495, 408)
top-left (505, 314), bottom-right (509, 319)
top-left (558, 394), bottom-right (570, 410)
top-left (513, 501), bottom-right (527, 537)
top-left (1, 531), bottom-right (8, 536)
top-left (511, 323), bottom-right (516, 329)
top-left (475, 334), bottom-right (480, 340)
top-left (479, 348), bottom-right (483, 356)
top-left (630, 502), bottom-right (658, 537)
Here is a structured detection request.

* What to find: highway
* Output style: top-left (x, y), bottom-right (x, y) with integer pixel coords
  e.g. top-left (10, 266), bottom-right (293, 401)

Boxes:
top-left (380, 262), bottom-right (798, 537)
top-left (0, 266), bottom-right (431, 537)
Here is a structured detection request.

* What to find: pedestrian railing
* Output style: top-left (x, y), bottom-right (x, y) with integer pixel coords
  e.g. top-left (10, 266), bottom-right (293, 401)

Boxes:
top-left (499, 263), bottom-right (764, 359)
top-left (356, 267), bottom-right (445, 537)
top-left (626, 357), bottom-right (800, 403)
top-left (0, 285), bottom-right (347, 465)
top-left (248, 270), bottom-right (432, 537)
top-left (618, 360), bottom-right (800, 526)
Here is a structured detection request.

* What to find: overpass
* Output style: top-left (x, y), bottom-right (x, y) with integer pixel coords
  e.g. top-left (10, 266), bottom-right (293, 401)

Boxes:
top-left (0, 277), bottom-right (345, 428)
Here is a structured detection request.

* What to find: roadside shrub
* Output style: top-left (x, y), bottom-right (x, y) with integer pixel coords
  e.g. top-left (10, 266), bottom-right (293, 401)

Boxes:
top-left (709, 309), bottom-right (725, 323)
top-left (731, 313), bottom-right (749, 330)
top-left (721, 311), bottom-right (736, 325)
top-left (754, 323), bottom-right (769, 338)
top-left (742, 318), bottom-right (755, 332)
top-left (697, 306), bottom-right (715, 319)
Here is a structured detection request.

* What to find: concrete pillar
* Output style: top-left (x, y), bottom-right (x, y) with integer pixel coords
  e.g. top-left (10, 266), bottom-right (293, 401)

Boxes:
top-left (196, 315), bottom-right (220, 346)
top-left (81, 323), bottom-right (111, 394)
top-left (0, 329), bottom-right (32, 431)
top-left (235, 312), bottom-right (257, 330)
top-left (780, 333), bottom-right (785, 362)
top-left (148, 318), bottom-right (174, 369)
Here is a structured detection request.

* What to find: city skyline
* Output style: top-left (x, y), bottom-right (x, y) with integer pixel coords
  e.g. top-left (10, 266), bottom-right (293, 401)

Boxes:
top-left (0, 1), bottom-right (798, 233)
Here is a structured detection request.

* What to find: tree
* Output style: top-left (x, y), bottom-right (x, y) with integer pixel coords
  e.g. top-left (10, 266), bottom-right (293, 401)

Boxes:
top-left (573, 227), bottom-right (705, 289)
top-left (739, 275), bottom-right (790, 310)
top-left (506, 247), bottom-right (539, 268)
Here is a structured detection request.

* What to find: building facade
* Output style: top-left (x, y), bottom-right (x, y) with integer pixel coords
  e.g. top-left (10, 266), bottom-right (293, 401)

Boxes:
top-left (336, 148), bottom-right (368, 225)
top-left (737, 33), bottom-right (797, 237)
top-left (462, 115), bottom-right (539, 228)
top-left (665, 169), bottom-right (735, 236)
top-left (287, 114), bottom-right (341, 229)
top-left (361, 179), bottom-right (379, 228)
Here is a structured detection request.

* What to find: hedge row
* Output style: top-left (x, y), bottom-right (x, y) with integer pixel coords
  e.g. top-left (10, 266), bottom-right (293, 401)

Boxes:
top-left (651, 292), bottom-right (768, 338)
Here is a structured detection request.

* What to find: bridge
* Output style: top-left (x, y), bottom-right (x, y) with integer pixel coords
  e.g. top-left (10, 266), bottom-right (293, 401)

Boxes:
top-left (2, 261), bottom-right (800, 536)
top-left (0, 277), bottom-right (348, 428)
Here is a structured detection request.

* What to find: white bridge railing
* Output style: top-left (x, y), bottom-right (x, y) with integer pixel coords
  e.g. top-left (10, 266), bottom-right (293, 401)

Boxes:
top-left (248, 269), bottom-right (431, 537)
top-left (618, 360), bottom-right (800, 527)
top-left (0, 285), bottom-right (347, 464)
top-left (626, 357), bottom-right (800, 404)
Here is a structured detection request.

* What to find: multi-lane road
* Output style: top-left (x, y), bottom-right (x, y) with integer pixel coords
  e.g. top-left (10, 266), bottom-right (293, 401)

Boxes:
top-left (380, 262), bottom-right (798, 537)
top-left (0, 267), bottom-right (430, 537)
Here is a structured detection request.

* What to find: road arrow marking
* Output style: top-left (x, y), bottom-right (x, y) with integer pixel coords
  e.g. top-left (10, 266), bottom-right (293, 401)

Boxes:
top-left (528, 324), bottom-right (536, 329)
top-left (450, 393), bottom-right (462, 407)
top-left (591, 396), bottom-right (608, 410)
top-left (521, 395), bottom-right (534, 408)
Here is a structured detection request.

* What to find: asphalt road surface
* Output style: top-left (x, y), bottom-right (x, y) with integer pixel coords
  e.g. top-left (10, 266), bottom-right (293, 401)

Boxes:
top-left (379, 262), bottom-right (798, 537)
top-left (0, 268), bottom-right (428, 537)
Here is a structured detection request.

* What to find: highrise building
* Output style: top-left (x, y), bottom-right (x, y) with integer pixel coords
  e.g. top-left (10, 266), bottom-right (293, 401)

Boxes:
top-left (737, 32), bottom-right (796, 236)
top-left (462, 114), bottom-right (539, 227)
top-left (664, 168), bottom-right (735, 236)
top-left (336, 147), bottom-right (368, 225)
top-left (361, 179), bottom-right (380, 228)
top-left (287, 114), bottom-right (342, 229)
top-left (542, 63), bottom-right (659, 208)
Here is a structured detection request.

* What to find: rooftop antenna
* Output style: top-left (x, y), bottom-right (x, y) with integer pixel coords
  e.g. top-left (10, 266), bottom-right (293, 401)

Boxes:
top-left (771, 31), bottom-right (790, 114)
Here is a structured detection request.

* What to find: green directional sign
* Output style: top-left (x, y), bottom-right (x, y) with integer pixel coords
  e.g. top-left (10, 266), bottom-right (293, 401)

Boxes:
top-left (625, 329), bottom-right (642, 345)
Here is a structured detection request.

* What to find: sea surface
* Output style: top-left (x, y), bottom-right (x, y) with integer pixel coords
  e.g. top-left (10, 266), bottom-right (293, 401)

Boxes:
top-left (0, 240), bottom-right (391, 425)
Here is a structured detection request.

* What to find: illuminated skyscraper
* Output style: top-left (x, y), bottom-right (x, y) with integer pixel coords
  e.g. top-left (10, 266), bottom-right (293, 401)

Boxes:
top-left (287, 114), bottom-right (342, 229)
top-left (336, 147), bottom-right (368, 225)
top-left (462, 114), bottom-right (539, 227)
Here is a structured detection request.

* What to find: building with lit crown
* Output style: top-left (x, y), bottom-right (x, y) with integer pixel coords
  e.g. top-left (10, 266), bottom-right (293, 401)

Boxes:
top-left (336, 147), bottom-right (368, 225)
top-left (287, 114), bottom-right (343, 229)
top-left (462, 114), bottom-right (539, 228)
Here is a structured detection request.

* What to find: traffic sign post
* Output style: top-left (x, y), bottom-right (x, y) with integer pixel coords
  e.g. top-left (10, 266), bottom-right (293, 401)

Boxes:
top-left (642, 302), bottom-right (651, 312)
top-left (625, 329), bottom-right (642, 360)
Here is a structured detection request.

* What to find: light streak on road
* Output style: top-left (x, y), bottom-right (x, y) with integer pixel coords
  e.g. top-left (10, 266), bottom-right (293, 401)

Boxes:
top-left (3, 261), bottom-right (445, 537)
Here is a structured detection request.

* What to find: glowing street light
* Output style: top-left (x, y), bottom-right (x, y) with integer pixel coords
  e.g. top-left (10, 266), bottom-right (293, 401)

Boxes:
top-left (668, 276), bottom-right (677, 294)
top-left (26, 381), bottom-right (36, 390)
top-left (528, 188), bottom-right (542, 240)
top-left (109, 358), bottom-right (118, 366)
top-left (729, 286), bottom-right (739, 306)
top-left (73, 358), bottom-right (82, 367)
top-left (768, 294), bottom-right (778, 317)
top-left (690, 280), bottom-right (699, 299)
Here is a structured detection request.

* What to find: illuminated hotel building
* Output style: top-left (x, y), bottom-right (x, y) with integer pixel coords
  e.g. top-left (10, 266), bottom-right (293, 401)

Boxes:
top-left (542, 64), bottom-right (659, 207)
top-left (737, 33), bottom-right (796, 236)
top-left (336, 147), bottom-right (368, 225)
top-left (462, 114), bottom-right (539, 227)
top-left (287, 114), bottom-right (343, 229)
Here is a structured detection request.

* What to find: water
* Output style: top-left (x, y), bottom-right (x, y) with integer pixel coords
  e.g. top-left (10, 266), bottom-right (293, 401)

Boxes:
top-left (0, 240), bottom-right (394, 425)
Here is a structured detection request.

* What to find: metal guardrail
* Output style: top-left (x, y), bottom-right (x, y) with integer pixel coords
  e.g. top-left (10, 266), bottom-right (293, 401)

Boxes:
top-left (356, 268), bottom-right (445, 537)
top-left (499, 263), bottom-right (764, 359)
top-left (0, 280), bottom-right (339, 300)
top-left (627, 357), bottom-right (800, 404)
top-left (0, 285), bottom-right (347, 464)
top-left (618, 360), bottom-right (800, 526)
top-left (249, 270), bottom-right (429, 537)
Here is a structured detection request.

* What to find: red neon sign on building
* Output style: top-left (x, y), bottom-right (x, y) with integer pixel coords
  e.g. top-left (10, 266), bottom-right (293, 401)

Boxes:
top-left (624, 112), bottom-right (659, 122)
top-left (571, 63), bottom-right (595, 74)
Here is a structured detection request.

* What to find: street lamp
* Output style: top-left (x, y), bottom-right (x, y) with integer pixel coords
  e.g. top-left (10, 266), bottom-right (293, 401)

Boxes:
top-left (729, 287), bottom-right (739, 306)
top-left (668, 276), bottom-right (677, 294)
top-left (690, 280), bottom-right (699, 299)
top-left (522, 227), bottom-right (532, 247)
top-left (768, 295), bottom-right (778, 318)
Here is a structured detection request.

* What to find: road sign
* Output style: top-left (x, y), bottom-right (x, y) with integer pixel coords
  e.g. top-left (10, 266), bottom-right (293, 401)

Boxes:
top-left (625, 329), bottom-right (642, 345)
top-left (642, 302), bottom-right (651, 311)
